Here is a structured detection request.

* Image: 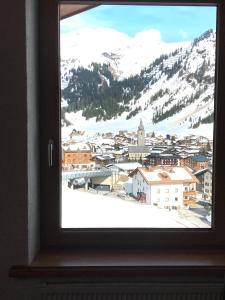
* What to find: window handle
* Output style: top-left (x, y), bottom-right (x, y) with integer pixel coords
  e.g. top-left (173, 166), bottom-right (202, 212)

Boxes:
top-left (48, 139), bottom-right (54, 167)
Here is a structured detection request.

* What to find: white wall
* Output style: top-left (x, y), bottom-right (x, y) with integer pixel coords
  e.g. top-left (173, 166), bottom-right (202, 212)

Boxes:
top-left (133, 172), bottom-right (184, 207)
top-left (132, 172), bottom-right (147, 197)
top-left (151, 184), bottom-right (184, 208)
top-left (123, 180), bottom-right (133, 194)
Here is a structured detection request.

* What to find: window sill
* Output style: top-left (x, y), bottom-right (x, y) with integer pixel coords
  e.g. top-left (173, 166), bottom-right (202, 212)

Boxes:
top-left (9, 249), bottom-right (225, 279)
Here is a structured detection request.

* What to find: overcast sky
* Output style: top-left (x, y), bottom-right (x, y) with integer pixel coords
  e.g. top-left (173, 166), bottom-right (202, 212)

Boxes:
top-left (60, 5), bottom-right (217, 43)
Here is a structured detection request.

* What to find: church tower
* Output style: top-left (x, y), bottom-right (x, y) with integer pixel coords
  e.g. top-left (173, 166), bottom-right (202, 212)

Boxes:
top-left (137, 119), bottom-right (145, 146)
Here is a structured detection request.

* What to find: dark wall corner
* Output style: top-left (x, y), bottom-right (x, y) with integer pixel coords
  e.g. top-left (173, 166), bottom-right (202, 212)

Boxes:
top-left (0, 0), bottom-right (40, 298)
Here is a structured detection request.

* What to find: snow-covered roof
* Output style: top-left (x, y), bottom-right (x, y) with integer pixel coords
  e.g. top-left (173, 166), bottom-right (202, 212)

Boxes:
top-left (194, 168), bottom-right (212, 176)
top-left (112, 149), bottom-right (126, 155)
top-left (151, 150), bottom-right (164, 154)
top-left (110, 162), bottom-right (142, 171)
top-left (63, 142), bottom-right (91, 152)
top-left (93, 154), bottom-right (115, 161)
top-left (101, 138), bottom-right (115, 145)
top-left (131, 166), bottom-right (198, 185)
top-left (186, 149), bottom-right (200, 154)
top-left (159, 153), bottom-right (178, 157)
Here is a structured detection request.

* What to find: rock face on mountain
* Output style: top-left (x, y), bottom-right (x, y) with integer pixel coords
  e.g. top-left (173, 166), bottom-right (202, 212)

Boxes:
top-left (61, 29), bottom-right (215, 133)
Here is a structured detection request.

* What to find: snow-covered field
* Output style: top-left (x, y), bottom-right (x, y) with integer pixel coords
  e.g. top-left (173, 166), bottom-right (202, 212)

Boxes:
top-left (61, 184), bottom-right (207, 228)
top-left (62, 111), bottom-right (214, 140)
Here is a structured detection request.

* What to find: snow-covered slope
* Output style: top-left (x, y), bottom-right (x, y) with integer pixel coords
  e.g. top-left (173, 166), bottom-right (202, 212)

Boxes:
top-left (61, 27), bottom-right (190, 87)
top-left (61, 29), bottom-right (216, 138)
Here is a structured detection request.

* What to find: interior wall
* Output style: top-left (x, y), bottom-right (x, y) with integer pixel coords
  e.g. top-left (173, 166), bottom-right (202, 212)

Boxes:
top-left (0, 0), bottom-right (39, 298)
top-left (26, 0), bottom-right (40, 264)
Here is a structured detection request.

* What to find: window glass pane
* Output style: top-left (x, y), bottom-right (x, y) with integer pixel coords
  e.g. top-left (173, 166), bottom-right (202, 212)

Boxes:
top-left (60, 4), bottom-right (216, 228)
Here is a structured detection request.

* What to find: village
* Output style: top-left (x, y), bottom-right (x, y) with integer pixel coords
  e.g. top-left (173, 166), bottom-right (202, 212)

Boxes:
top-left (61, 120), bottom-right (213, 227)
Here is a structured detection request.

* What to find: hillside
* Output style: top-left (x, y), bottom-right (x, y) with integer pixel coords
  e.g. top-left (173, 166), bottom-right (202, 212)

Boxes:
top-left (61, 29), bottom-right (215, 136)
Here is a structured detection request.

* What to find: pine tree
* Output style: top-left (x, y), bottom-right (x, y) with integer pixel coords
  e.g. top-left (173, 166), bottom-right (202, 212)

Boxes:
top-left (206, 141), bottom-right (211, 152)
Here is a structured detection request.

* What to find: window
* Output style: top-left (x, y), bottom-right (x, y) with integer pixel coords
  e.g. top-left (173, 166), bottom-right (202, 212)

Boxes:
top-left (60, 4), bottom-right (219, 228)
top-left (40, 0), bottom-right (225, 249)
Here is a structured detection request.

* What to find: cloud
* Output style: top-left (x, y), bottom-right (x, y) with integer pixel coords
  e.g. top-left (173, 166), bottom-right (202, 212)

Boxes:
top-left (60, 27), bottom-right (131, 59)
top-left (134, 29), bottom-right (162, 43)
top-left (178, 29), bottom-right (189, 40)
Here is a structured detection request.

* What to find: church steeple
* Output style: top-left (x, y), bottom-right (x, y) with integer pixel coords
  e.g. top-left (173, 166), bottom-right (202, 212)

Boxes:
top-left (137, 119), bottom-right (145, 146)
top-left (138, 118), bottom-right (144, 131)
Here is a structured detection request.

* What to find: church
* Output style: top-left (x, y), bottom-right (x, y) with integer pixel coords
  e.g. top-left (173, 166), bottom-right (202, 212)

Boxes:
top-left (128, 119), bottom-right (150, 161)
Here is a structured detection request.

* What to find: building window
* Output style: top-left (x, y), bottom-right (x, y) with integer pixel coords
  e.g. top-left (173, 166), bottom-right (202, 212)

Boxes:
top-left (40, 0), bottom-right (225, 249)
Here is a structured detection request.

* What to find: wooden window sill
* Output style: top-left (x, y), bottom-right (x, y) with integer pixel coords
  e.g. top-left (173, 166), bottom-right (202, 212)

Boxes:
top-left (9, 249), bottom-right (225, 279)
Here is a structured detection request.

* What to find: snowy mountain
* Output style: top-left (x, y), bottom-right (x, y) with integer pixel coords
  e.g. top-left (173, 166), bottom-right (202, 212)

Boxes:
top-left (61, 27), bottom-right (190, 87)
top-left (61, 29), bottom-right (215, 138)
